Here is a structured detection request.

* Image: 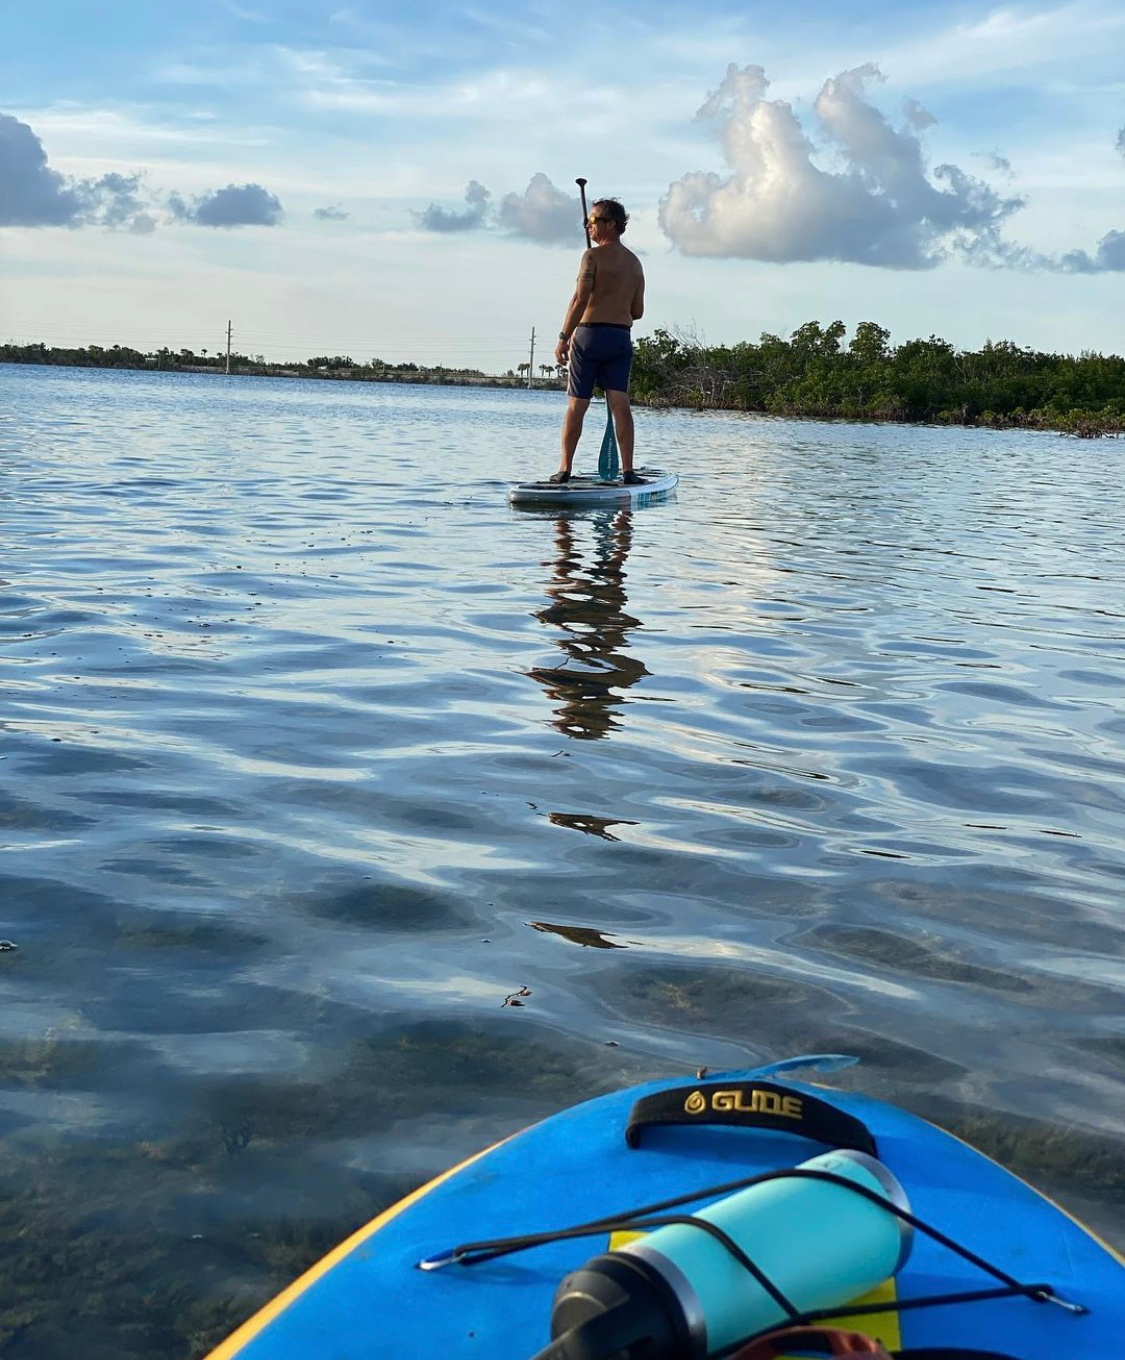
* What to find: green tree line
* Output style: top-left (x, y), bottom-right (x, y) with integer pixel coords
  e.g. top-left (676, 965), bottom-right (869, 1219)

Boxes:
top-left (631, 322), bottom-right (1125, 436)
top-left (5, 326), bottom-right (1124, 433)
top-left (0, 342), bottom-right (485, 380)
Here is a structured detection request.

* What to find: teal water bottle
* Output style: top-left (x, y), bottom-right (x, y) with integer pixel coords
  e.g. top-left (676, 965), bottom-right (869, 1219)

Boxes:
top-left (545, 1149), bottom-right (912, 1359)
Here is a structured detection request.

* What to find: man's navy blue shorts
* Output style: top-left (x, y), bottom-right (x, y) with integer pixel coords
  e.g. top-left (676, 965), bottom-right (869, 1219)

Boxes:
top-left (567, 323), bottom-right (633, 399)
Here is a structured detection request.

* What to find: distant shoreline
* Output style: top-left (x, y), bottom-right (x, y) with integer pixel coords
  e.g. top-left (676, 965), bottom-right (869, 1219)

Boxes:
top-left (185, 364), bottom-right (567, 391)
top-left (0, 355), bottom-right (566, 392)
top-left (4, 341), bottom-right (1122, 436)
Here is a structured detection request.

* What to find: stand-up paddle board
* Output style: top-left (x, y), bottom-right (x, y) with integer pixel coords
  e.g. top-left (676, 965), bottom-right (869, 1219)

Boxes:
top-left (509, 467), bottom-right (678, 507)
top-left (203, 1054), bottom-right (1125, 1360)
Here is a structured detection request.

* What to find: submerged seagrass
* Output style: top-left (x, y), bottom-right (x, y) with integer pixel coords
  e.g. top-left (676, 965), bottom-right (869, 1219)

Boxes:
top-left (1, 363), bottom-right (1124, 1359)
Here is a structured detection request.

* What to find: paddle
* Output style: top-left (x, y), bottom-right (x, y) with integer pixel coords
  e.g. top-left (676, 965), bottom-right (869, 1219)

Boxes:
top-left (575, 177), bottom-right (621, 483)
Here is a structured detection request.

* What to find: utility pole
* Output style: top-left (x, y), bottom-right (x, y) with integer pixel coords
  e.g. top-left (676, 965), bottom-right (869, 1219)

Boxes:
top-left (225, 319), bottom-right (232, 375)
top-left (527, 327), bottom-right (535, 389)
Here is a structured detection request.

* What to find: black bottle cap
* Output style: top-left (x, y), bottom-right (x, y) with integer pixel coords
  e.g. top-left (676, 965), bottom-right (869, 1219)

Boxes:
top-left (549, 1251), bottom-right (697, 1360)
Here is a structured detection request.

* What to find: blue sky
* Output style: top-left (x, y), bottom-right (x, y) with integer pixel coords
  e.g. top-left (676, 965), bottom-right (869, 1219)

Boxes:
top-left (2, 0), bottom-right (1124, 370)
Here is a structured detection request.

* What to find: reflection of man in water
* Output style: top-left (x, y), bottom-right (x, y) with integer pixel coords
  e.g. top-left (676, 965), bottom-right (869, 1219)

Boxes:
top-left (530, 509), bottom-right (649, 739)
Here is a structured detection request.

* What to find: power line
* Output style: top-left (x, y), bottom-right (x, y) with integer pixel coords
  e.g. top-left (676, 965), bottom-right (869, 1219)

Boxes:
top-left (0, 322), bottom-right (529, 349)
top-left (0, 323), bottom-right (540, 366)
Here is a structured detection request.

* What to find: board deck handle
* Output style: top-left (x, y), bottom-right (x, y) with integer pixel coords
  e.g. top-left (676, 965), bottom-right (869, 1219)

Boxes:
top-left (624, 1080), bottom-right (878, 1156)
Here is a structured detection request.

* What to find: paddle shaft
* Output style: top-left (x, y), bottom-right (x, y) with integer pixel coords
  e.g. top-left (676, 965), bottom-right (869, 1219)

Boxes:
top-left (576, 177), bottom-right (591, 248)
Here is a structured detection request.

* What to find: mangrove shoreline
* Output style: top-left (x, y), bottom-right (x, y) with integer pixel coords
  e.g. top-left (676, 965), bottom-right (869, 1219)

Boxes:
top-left (4, 319), bottom-right (1124, 436)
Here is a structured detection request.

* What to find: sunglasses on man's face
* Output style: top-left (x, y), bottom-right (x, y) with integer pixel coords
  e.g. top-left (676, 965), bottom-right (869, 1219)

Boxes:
top-left (587, 215), bottom-right (612, 225)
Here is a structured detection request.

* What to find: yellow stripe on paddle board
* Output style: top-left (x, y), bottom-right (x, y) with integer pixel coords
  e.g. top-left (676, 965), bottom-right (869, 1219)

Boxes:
top-left (816, 1277), bottom-right (902, 1353)
top-left (204, 1140), bottom-right (503, 1360)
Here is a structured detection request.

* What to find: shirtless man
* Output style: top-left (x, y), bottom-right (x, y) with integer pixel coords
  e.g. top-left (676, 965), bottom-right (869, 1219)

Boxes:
top-left (551, 198), bottom-right (645, 484)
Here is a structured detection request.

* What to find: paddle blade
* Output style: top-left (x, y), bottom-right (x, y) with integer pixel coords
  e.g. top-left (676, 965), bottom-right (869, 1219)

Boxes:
top-left (597, 408), bottom-right (619, 481)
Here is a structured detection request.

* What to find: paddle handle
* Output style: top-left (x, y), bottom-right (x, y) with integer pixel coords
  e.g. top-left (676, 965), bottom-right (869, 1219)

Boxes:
top-left (576, 177), bottom-right (590, 248)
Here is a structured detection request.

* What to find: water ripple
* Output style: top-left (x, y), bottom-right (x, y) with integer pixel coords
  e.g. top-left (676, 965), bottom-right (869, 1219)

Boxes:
top-left (2, 365), bottom-right (1125, 1354)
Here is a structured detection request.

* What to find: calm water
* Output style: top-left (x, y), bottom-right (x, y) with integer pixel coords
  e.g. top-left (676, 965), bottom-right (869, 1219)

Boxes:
top-left (2, 364), bottom-right (1124, 1357)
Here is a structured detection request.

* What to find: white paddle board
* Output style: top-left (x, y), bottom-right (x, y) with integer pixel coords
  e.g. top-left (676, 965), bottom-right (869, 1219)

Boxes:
top-left (509, 467), bottom-right (677, 507)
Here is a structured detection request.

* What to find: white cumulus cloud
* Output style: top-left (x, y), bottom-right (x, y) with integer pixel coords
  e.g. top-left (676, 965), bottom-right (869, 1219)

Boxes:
top-left (1046, 125), bottom-right (1125, 273)
top-left (0, 112), bottom-right (156, 231)
top-left (1, 112), bottom-right (288, 233)
top-left (1055, 230), bottom-right (1125, 273)
top-left (498, 172), bottom-right (582, 244)
top-left (414, 179), bottom-right (491, 233)
top-left (168, 182), bottom-right (283, 227)
top-left (659, 64), bottom-right (1026, 270)
top-left (415, 173), bottom-right (583, 245)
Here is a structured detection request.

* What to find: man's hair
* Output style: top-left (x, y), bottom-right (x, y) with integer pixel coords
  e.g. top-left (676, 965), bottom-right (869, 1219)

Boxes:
top-left (593, 198), bottom-right (628, 234)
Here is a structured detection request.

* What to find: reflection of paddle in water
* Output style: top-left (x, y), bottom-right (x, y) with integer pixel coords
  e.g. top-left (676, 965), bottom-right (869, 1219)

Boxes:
top-left (528, 921), bottom-right (628, 949)
top-left (547, 811), bottom-right (636, 840)
top-left (529, 509), bottom-right (649, 740)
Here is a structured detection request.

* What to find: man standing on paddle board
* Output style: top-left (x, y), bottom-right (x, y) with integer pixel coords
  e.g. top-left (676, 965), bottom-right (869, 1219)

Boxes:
top-left (551, 199), bottom-right (645, 484)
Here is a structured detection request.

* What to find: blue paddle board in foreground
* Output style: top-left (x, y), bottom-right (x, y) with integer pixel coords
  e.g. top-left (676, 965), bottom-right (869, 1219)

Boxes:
top-left (509, 467), bottom-right (678, 507)
top-left (205, 1056), bottom-right (1124, 1360)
